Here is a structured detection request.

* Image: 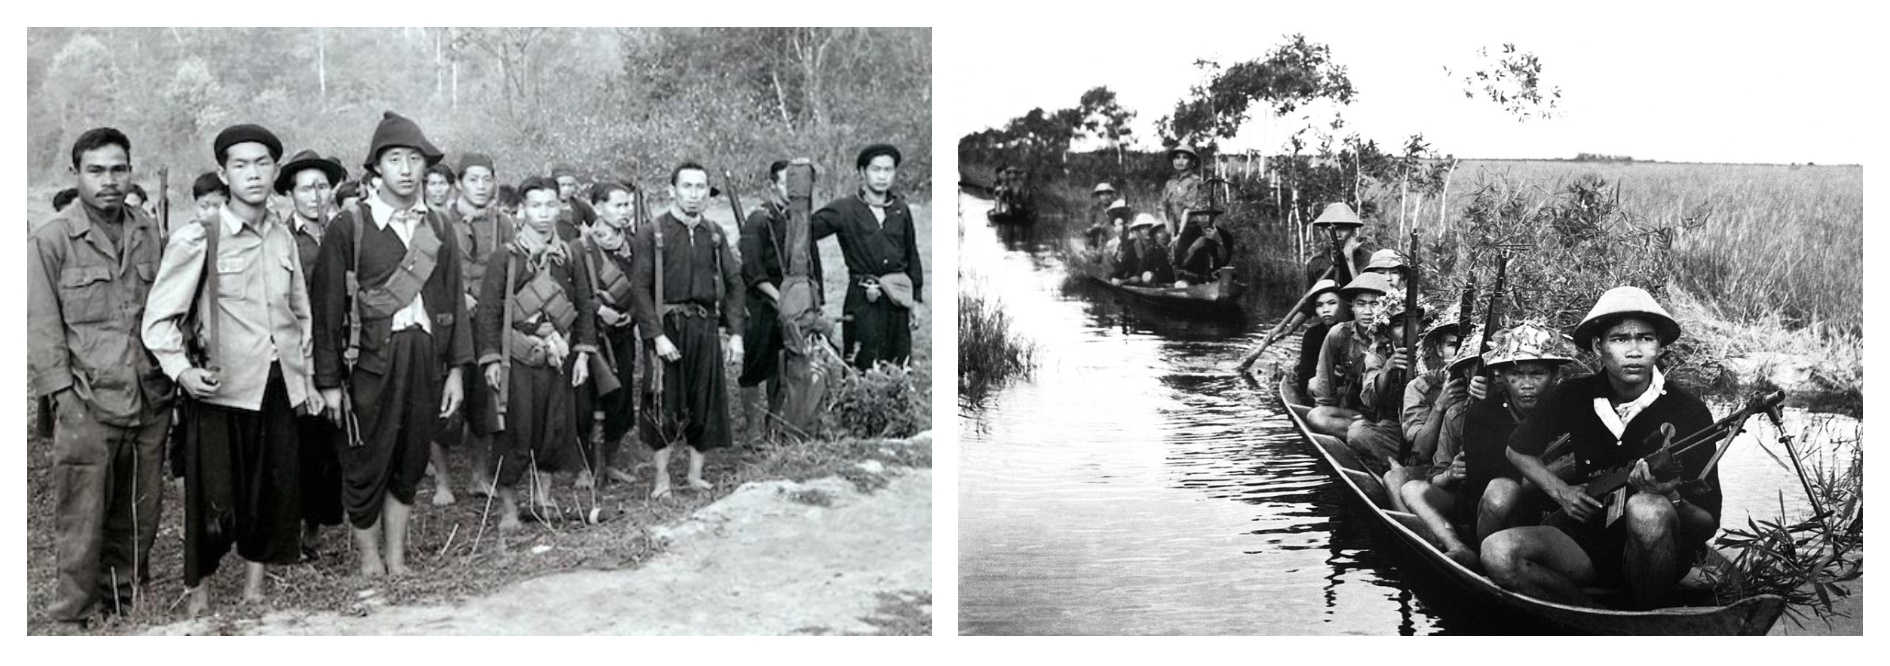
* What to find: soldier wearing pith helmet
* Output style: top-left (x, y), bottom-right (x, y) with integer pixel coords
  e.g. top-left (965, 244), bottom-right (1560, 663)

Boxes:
top-left (1485, 286), bottom-right (1718, 610)
top-left (310, 110), bottom-right (474, 578)
top-left (1304, 202), bottom-right (1374, 290)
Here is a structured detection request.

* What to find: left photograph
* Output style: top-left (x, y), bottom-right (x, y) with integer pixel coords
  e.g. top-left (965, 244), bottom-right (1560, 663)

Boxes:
top-left (24, 26), bottom-right (932, 635)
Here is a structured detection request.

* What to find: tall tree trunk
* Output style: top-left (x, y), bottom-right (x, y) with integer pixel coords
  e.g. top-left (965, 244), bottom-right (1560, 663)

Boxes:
top-left (317, 28), bottom-right (327, 110)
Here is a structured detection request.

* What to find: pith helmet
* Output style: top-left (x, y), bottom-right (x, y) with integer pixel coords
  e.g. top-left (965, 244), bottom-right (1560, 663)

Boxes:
top-left (1364, 249), bottom-right (1408, 272)
top-left (1572, 286), bottom-right (1681, 349)
top-left (1484, 321), bottom-right (1579, 369)
top-left (1167, 145), bottom-right (1199, 161)
top-left (1311, 202), bottom-right (1364, 228)
top-left (1128, 213), bottom-right (1158, 230)
top-left (1093, 182), bottom-right (1117, 195)
top-left (1337, 272), bottom-right (1393, 301)
top-left (1422, 313), bottom-right (1462, 349)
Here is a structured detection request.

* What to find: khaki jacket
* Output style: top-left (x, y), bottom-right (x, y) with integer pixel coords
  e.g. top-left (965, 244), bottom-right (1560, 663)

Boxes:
top-left (27, 203), bottom-right (175, 426)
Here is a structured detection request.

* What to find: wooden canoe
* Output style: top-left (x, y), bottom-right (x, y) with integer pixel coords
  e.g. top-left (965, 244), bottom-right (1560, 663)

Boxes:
top-left (1275, 376), bottom-right (1787, 635)
top-left (1087, 266), bottom-right (1244, 309)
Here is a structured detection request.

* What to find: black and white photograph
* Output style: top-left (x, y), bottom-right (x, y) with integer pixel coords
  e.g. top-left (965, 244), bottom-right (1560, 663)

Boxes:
top-left (955, 10), bottom-right (1862, 636)
top-left (23, 26), bottom-right (932, 635)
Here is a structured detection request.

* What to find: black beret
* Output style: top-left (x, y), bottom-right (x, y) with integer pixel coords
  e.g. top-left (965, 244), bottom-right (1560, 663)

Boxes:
top-left (213, 124), bottom-right (284, 165)
top-left (518, 176), bottom-right (560, 199)
top-left (855, 143), bottom-right (901, 169)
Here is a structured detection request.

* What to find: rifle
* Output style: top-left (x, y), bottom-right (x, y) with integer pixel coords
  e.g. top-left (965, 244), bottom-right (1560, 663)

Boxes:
top-left (1326, 224), bottom-right (1353, 286)
top-left (641, 183), bottom-right (669, 444)
top-left (157, 168), bottom-right (171, 239)
top-left (722, 170), bottom-right (746, 234)
top-left (1458, 250), bottom-right (1509, 384)
top-left (1389, 230), bottom-right (1420, 459)
top-left (1545, 390), bottom-right (1784, 525)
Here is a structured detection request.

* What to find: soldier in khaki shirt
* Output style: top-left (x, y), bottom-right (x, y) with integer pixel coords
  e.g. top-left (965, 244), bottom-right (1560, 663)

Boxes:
top-left (28, 128), bottom-right (174, 625)
top-left (142, 124), bottom-right (319, 615)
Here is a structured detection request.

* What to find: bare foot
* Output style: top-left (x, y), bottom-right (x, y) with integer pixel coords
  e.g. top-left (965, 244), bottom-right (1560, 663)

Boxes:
top-left (498, 493), bottom-right (522, 532)
top-left (186, 586), bottom-right (209, 618)
top-left (386, 560), bottom-right (411, 577)
top-left (359, 557), bottom-right (387, 578)
top-left (432, 483), bottom-right (458, 506)
top-left (575, 469), bottom-right (594, 490)
top-left (243, 564), bottom-right (267, 604)
top-left (686, 477), bottom-right (714, 491)
top-left (649, 477), bottom-right (673, 500)
top-left (605, 467), bottom-right (637, 486)
top-left (468, 475), bottom-right (494, 498)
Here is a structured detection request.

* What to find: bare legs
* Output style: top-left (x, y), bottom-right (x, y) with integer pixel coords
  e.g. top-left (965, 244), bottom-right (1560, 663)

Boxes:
top-left (429, 443), bottom-right (456, 506)
top-left (349, 496), bottom-right (413, 577)
top-left (1481, 526), bottom-right (1599, 607)
top-left (650, 446), bottom-right (712, 499)
top-left (1400, 480), bottom-right (1477, 569)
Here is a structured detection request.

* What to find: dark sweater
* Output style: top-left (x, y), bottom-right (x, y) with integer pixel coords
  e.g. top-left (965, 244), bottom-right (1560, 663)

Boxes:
top-left (1509, 373), bottom-right (1721, 521)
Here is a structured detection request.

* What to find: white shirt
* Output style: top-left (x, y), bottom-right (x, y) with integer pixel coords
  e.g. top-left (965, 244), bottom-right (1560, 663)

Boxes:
top-left (365, 195), bottom-right (433, 334)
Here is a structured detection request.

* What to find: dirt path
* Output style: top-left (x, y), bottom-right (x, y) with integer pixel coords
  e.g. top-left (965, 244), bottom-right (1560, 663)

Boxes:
top-left (149, 468), bottom-right (931, 635)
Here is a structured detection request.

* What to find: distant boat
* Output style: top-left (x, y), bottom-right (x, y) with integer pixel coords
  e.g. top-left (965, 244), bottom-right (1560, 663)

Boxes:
top-left (1275, 375), bottom-right (1787, 635)
top-left (1086, 266), bottom-right (1243, 312)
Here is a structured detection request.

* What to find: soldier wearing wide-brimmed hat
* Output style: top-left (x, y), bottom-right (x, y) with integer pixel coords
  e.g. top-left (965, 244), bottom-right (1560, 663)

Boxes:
top-left (1484, 286), bottom-right (1720, 609)
top-left (1303, 201), bottom-right (1375, 290)
top-left (1085, 182), bottom-right (1128, 250)
top-left (311, 110), bottom-right (473, 579)
top-left (1307, 272), bottom-right (1394, 443)
top-left (274, 148), bottom-right (350, 551)
top-left (1160, 144), bottom-right (1210, 236)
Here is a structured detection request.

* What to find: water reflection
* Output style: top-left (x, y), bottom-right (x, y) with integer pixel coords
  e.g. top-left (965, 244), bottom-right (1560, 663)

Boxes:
top-left (957, 192), bottom-right (1851, 635)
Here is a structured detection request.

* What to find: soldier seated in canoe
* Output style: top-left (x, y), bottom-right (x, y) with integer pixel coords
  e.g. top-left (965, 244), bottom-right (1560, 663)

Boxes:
top-left (1302, 202), bottom-right (1373, 290)
top-left (1400, 322), bottom-right (1575, 569)
top-left (1085, 182), bottom-right (1126, 249)
top-left (1288, 278), bottom-right (1349, 405)
top-left (1171, 208), bottom-right (1234, 288)
top-left (1098, 205), bottom-right (1133, 262)
top-left (1306, 273), bottom-right (1394, 448)
top-left (1108, 214), bottom-right (1152, 285)
top-left (1382, 313), bottom-right (1463, 510)
top-left (1483, 287), bottom-right (1722, 609)
top-left (1351, 299), bottom-right (1424, 471)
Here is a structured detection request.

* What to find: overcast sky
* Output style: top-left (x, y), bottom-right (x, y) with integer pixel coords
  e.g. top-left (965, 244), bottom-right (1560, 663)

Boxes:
top-left (946, 3), bottom-right (1874, 165)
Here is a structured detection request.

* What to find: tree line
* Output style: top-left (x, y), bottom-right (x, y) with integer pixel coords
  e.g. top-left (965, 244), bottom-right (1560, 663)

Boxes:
top-left (27, 27), bottom-right (931, 204)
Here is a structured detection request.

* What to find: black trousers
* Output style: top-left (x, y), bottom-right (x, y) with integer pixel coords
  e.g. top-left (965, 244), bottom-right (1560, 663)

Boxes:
top-left (184, 363), bottom-right (301, 587)
top-left (339, 329), bottom-right (439, 529)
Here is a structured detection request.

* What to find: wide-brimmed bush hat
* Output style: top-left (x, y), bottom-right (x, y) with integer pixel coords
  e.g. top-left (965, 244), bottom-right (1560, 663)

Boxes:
top-left (1338, 273), bottom-right (1393, 301)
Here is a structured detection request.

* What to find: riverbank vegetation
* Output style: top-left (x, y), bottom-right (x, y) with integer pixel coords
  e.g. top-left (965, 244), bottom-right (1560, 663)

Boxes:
top-left (958, 275), bottom-right (1037, 403)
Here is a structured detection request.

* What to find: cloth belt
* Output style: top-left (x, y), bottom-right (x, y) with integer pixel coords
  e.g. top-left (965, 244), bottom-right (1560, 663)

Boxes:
top-left (660, 303), bottom-right (713, 319)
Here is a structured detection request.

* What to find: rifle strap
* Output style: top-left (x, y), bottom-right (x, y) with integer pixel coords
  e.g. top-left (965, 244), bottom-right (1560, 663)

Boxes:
top-left (193, 215), bottom-right (222, 370)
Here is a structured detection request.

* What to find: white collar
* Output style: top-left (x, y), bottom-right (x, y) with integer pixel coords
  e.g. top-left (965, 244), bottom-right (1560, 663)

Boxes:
top-left (1592, 366), bottom-right (1666, 443)
top-left (219, 203), bottom-right (273, 237)
top-left (366, 194), bottom-right (427, 230)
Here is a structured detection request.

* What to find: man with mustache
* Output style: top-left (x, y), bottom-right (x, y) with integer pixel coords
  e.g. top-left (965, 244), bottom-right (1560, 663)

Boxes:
top-left (29, 127), bottom-right (174, 624)
top-left (1482, 287), bottom-right (1719, 609)
top-left (311, 111), bottom-right (473, 577)
top-left (631, 162), bottom-right (746, 499)
top-left (277, 148), bottom-right (350, 557)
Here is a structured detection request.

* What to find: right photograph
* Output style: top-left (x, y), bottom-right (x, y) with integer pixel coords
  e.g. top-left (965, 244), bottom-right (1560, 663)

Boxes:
top-left (955, 19), bottom-right (1863, 636)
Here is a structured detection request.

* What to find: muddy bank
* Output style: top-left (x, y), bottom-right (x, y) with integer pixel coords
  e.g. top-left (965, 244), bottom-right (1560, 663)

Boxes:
top-left (148, 467), bottom-right (931, 635)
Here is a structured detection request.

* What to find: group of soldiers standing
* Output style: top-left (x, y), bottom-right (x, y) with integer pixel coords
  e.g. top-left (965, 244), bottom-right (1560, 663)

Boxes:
top-left (29, 111), bottom-right (922, 623)
top-left (1277, 201), bottom-right (1722, 610)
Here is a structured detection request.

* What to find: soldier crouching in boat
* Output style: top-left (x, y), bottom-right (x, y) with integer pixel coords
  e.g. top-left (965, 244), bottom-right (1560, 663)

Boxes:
top-left (1482, 287), bottom-right (1720, 610)
top-left (1398, 322), bottom-right (1574, 569)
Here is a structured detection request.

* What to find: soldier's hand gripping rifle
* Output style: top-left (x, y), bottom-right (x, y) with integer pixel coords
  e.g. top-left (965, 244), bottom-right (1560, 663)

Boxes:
top-left (637, 183), bottom-right (671, 444)
top-left (1544, 390), bottom-right (1786, 525)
